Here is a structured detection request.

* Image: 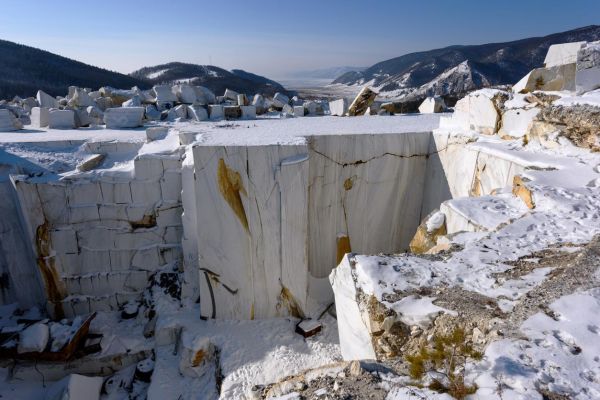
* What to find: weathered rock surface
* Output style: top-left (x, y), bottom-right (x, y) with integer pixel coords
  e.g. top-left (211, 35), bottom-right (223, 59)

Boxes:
top-left (348, 87), bottom-right (377, 116)
top-left (536, 103), bottom-right (600, 151)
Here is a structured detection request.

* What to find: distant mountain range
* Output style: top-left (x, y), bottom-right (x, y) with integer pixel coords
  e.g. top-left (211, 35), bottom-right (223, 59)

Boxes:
top-left (332, 25), bottom-right (600, 102)
top-left (289, 66), bottom-right (367, 80)
top-left (0, 39), bottom-right (149, 100)
top-left (0, 41), bottom-right (289, 100)
top-left (130, 62), bottom-right (288, 96)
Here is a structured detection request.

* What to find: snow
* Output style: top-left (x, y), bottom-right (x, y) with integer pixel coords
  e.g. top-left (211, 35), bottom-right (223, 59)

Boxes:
top-left (0, 126), bottom-right (148, 143)
top-left (555, 88), bottom-right (600, 107)
top-left (443, 193), bottom-right (528, 232)
top-left (155, 308), bottom-right (341, 398)
top-left (147, 69), bottom-right (169, 79)
top-left (386, 386), bottom-right (453, 400)
top-left (387, 296), bottom-right (457, 328)
top-left (472, 289), bottom-right (600, 399)
top-left (187, 114), bottom-right (440, 146)
top-left (425, 211), bottom-right (445, 233)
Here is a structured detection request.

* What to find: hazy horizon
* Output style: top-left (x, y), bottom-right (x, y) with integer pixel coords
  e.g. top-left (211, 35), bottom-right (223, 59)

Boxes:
top-left (1, 0), bottom-right (599, 79)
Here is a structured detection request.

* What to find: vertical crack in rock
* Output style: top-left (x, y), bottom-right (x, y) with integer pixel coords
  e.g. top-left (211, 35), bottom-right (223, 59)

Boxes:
top-left (217, 158), bottom-right (249, 232)
top-left (35, 220), bottom-right (65, 318)
top-left (278, 286), bottom-right (305, 319)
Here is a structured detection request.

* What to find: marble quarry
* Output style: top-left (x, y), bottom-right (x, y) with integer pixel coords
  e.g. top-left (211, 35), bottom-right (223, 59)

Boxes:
top-left (1, 39), bottom-right (600, 399)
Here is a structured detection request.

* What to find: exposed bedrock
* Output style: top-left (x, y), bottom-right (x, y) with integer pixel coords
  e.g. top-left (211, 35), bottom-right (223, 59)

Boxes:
top-left (192, 133), bottom-right (434, 320)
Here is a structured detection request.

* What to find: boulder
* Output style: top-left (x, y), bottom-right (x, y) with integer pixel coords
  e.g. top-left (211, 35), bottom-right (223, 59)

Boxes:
top-left (272, 92), bottom-right (290, 108)
top-left (450, 89), bottom-right (508, 134)
top-left (418, 96), bottom-right (446, 113)
top-left (0, 109), bottom-right (24, 131)
top-left (178, 332), bottom-right (216, 378)
top-left (252, 94), bottom-right (268, 114)
top-left (240, 105), bottom-right (256, 120)
top-left (303, 101), bottom-right (318, 115)
top-left (499, 107), bottom-right (540, 139)
top-left (69, 88), bottom-right (94, 107)
top-left (156, 101), bottom-right (174, 112)
top-left (329, 98), bottom-right (348, 116)
top-left (293, 105), bottom-right (305, 117)
top-left (36, 90), bottom-right (59, 108)
top-left (76, 154), bottom-right (106, 172)
top-left (48, 109), bottom-right (75, 129)
top-left (409, 210), bottom-right (447, 254)
top-left (224, 88), bottom-right (239, 101)
top-left (144, 105), bottom-right (161, 121)
top-left (122, 95), bottom-right (142, 107)
top-left (174, 85), bottom-right (197, 104)
top-left (576, 41), bottom-right (600, 94)
top-left (187, 105), bottom-right (209, 121)
top-left (23, 97), bottom-right (38, 108)
top-left (18, 323), bottom-right (49, 353)
top-left (88, 90), bottom-right (101, 100)
top-left (94, 96), bottom-right (113, 112)
top-left (513, 64), bottom-right (576, 93)
top-left (152, 85), bottom-right (177, 102)
top-left (512, 175), bottom-right (535, 209)
top-left (104, 107), bottom-right (144, 128)
top-left (348, 87), bottom-right (377, 116)
top-left (74, 108), bottom-right (91, 128)
top-left (544, 42), bottom-right (586, 67)
top-left (237, 93), bottom-right (249, 106)
top-left (167, 105), bottom-right (188, 121)
top-left (99, 87), bottom-right (137, 105)
top-left (209, 105), bottom-right (224, 120)
top-left (281, 104), bottom-right (294, 117)
top-left (45, 374), bottom-right (103, 400)
top-left (30, 107), bottom-right (50, 128)
top-left (193, 86), bottom-right (216, 105)
top-left (86, 106), bottom-right (104, 125)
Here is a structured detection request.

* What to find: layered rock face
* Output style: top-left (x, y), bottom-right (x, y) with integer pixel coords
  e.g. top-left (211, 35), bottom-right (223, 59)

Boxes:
top-left (10, 142), bottom-right (184, 318)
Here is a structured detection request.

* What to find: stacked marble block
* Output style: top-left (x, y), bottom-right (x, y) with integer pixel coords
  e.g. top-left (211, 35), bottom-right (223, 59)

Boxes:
top-left (12, 141), bottom-right (185, 318)
top-left (191, 133), bottom-right (432, 320)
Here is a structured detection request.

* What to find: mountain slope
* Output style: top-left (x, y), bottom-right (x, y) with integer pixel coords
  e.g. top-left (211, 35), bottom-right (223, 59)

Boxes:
top-left (0, 39), bottom-right (150, 99)
top-left (333, 25), bottom-right (600, 101)
top-left (131, 62), bottom-right (288, 96)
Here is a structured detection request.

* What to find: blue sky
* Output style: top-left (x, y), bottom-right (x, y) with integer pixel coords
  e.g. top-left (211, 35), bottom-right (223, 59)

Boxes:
top-left (0, 0), bottom-right (598, 78)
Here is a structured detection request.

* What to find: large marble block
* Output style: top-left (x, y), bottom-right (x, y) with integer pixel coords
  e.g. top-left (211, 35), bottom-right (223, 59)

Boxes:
top-left (30, 107), bottom-right (50, 128)
top-left (544, 42), bottom-right (585, 67)
top-left (329, 99), bottom-right (348, 116)
top-left (36, 90), bottom-right (59, 108)
top-left (104, 107), bottom-right (144, 128)
top-left (153, 85), bottom-right (177, 102)
top-left (48, 110), bottom-right (75, 129)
